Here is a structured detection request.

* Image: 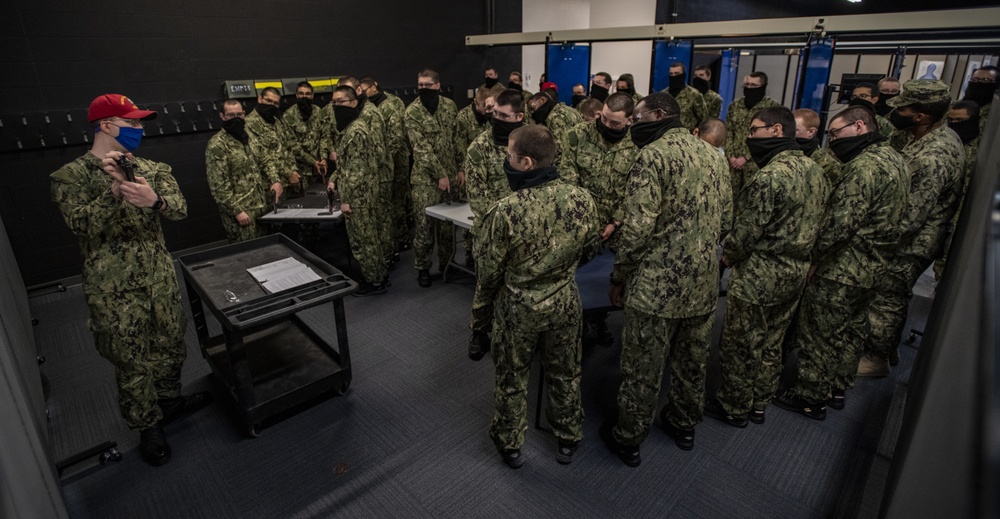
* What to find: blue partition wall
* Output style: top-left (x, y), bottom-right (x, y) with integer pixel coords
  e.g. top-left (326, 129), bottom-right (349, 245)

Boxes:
top-left (546, 43), bottom-right (591, 106)
top-left (797, 38), bottom-right (835, 113)
top-left (651, 40), bottom-right (693, 93)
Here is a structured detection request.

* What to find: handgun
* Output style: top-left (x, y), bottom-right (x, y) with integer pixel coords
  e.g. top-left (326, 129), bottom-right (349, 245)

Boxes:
top-left (116, 155), bottom-right (136, 182)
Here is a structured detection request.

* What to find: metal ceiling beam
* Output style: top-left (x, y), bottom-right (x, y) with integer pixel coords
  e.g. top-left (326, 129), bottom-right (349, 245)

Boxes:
top-left (465, 7), bottom-right (1000, 46)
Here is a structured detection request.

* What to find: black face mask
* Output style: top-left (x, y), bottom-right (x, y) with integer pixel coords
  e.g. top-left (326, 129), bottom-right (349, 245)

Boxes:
top-left (484, 76), bottom-right (499, 89)
top-left (369, 90), bottom-right (387, 106)
top-left (571, 94), bottom-right (587, 108)
top-left (491, 117), bottom-right (522, 147)
top-left (888, 109), bottom-right (919, 131)
top-left (418, 88), bottom-right (439, 115)
top-left (874, 93), bottom-right (897, 116)
top-left (618, 86), bottom-right (634, 96)
top-left (507, 81), bottom-right (522, 91)
top-left (743, 86), bottom-right (766, 109)
top-left (222, 117), bottom-right (249, 144)
top-left (502, 158), bottom-right (559, 191)
top-left (590, 84), bottom-right (609, 102)
top-left (257, 103), bottom-right (279, 124)
top-left (530, 100), bottom-right (554, 124)
top-left (332, 105), bottom-right (360, 132)
top-left (963, 81), bottom-right (998, 107)
top-left (473, 107), bottom-right (490, 125)
top-left (629, 117), bottom-right (683, 149)
top-left (949, 117), bottom-right (981, 145)
top-left (795, 137), bottom-right (819, 156)
top-left (692, 76), bottom-right (710, 94)
top-left (596, 118), bottom-right (629, 144)
top-left (297, 97), bottom-right (313, 120)
top-left (745, 136), bottom-right (797, 168)
top-left (829, 132), bottom-right (885, 164)
top-left (668, 74), bottom-right (686, 96)
top-left (848, 97), bottom-right (876, 113)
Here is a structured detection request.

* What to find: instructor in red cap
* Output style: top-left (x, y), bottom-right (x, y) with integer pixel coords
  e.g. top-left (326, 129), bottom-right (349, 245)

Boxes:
top-left (50, 93), bottom-right (212, 466)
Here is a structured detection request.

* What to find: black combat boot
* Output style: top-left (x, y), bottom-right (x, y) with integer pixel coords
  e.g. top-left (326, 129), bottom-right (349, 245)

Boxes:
top-left (417, 269), bottom-right (432, 288)
top-left (468, 331), bottom-right (491, 361)
top-left (158, 392), bottom-right (213, 426)
top-left (139, 424), bottom-right (172, 466)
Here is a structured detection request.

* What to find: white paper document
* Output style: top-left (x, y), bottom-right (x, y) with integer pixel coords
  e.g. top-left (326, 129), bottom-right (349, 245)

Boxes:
top-left (247, 257), bottom-right (322, 293)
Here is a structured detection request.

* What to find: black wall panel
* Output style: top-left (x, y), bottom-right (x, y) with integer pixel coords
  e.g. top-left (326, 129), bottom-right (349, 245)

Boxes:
top-left (0, 0), bottom-right (521, 286)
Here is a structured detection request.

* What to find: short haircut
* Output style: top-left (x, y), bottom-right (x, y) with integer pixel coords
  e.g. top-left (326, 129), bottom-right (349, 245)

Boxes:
top-left (749, 71), bottom-right (768, 85)
top-left (670, 61), bottom-right (686, 72)
top-left (495, 89), bottom-right (525, 114)
top-left (694, 65), bottom-right (712, 77)
top-left (485, 66), bottom-right (496, 73)
top-left (579, 98), bottom-right (602, 119)
top-left (617, 73), bottom-right (636, 87)
top-left (911, 99), bottom-right (951, 120)
top-left (752, 106), bottom-right (795, 138)
top-left (340, 76), bottom-right (359, 88)
top-left (474, 87), bottom-right (493, 105)
top-left (542, 89), bottom-right (559, 101)
top-left (830, 106), bottom-right (876, 131)
top-left (222, 99), bottom-right (243, 110)
top-left (573, 83), bottom-right (586, 91)
top-left (419, 69), bottom-right (440, 83)
top-left (510, 71), bottom-right (522, 80)
top-left (296, 81), bottom-right (313, 92)
top-left (594, 72), bottom-right (612, 84)
top-left (951, 99), bottom-right (981, 117)
top-left (510, 125), bottom-right (557, 167)
top-left (359, 75), bottom-right (378, 87)
top-left (605, 92), bottom-right (635, 116)
top-left (334, 85), bottom-right (358, 101)
top-left (639, 92), bottom-right (681, 119)
top-left (877, 77), bottom-right (900, 89)
top-left (853, 82), bottom-right (877, 96)
top-left (260, 86), bottom-right (281, 98)
top-left (697, 118), bottom-right (727, 142)
top-left (529, 92), bottom-right (550, 106)
top-left (793, 108), bottom-right (820, 130)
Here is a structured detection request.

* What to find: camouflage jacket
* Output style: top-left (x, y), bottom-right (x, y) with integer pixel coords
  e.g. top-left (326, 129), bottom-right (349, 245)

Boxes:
top-left (464, 126), bottom-right (511, 226)
top-left (896, 124), bottom-right (965, 260)
top-left (405, 96), bottom-right (460, 186)
top-left (558, 120), bottom-right (639, 225)
top-left (245, 110), bottom-right (297, 182)
top-left (455, 104), bottom-right (491, 171)
top-left (724, 149), bottom-right (829, 305)
top-left (704, 90), bottom-right (724, 119)
top-left (205, 130), bottom-right (283, 217)
top-left (875, 113), bottom-right (895, 140)
top-left (281, 103), bottom-right (327, 172)
top-left (813, 143), bottom-right (909, 288)
top-left (336, 117), bottom-right (382, 208)
top-left (723, 95), bottom-right (781, 184)
top-left (475, 179), bottom-right (600, 332)
top-left (543, 102), bottom-right (584, 141)
top-left (613, 128), bottom-right (728, 318)
top-left (50, 152), bottom-right (187, 295)
top-left (372, 91), bottom-right (407, 158)
top-left (359, 99), bottom-right (392, 184)
top-left (810, 146), bottom-right (844, 187)
top-left (979, 103), bottom-right (992, 136)
top-left (670, 85), bottom-right (709, 131)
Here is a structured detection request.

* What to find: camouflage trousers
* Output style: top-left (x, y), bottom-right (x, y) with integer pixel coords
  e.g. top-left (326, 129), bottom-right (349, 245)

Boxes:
top-left (85, 280), bottom-right (187, 430)
top-left (346, 205), bottom-right (388, 284)
top-left (392, 152), bottom-right (411, 246)
top-left (792, 276), bottom-right (875, 403)
top-left (867, 255), bottom-right (929, 358)
top-left (410, 183), bottom-right (454, 271)
top-left (220, 206), bottom-right (269, 244)
top-left (612, 306), bottom-right (714, 446)
top-left (468, 230), bottom-right (492, 334)
top-left (716, 294), bottom-right (800, 418)
top-left (377, 180), bottom-right (394, 261)
top-left (489, 307), bottom-right (583, 450)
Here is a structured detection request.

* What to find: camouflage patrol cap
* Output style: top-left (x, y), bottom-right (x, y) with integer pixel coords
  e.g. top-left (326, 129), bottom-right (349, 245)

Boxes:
top-left (887, 80), bottom-right (952, 108)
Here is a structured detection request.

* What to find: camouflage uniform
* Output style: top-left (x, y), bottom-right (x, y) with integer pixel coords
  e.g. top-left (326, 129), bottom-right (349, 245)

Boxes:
top-left (934, 133), bottom-right (981, 280)
top-left (51, 153), bottom-right (188, 430)
top-left (406, 95), bottom-right (460, 271)
top-left (358, 99), bottom-right (395, 264)
top-left (868, 122), bottom-right (964, 359)
top-left (281, 103), bottom-right (327, 176)
top-left (370, 91), bottom-right (411, 247)
top-left (541, 103), bottom-right (584, 156)
top-left (978, 103), bottom-right (992, 136)
top-left (455, 104), bottom-right (491, 201)
top-left (558, 120), bottom-right (639, 230)
top-left (476, 175), bottom-right (599, 451)
top-left (716, 149), bottom-right (829, 417)
top-left (465, 126), bottom-right (513, 334)
top-left (335, 115), bottom-right (389, 285)
top-left (610, 128), bottom-right (729, 445)
top-left (723, 95), bottom-right (781, 194)
top-left (787, 143), bottom-right (908, 403)
top-left (204, 129), bottom-right (284, 243)
top-left (875, 113), bottom-right (895, 141)
top-left (666, 85), bottom-right (709, 132)
top-left (245, 110), bottom-right (297, 185)
top-left (809, 146), bottom-right (844, 187)
top-left (704, 90), bottom-right (724, 119)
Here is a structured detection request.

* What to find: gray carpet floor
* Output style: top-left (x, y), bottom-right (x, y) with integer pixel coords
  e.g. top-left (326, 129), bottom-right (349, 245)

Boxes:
top-left (33, 245), bottom-right (932, 519)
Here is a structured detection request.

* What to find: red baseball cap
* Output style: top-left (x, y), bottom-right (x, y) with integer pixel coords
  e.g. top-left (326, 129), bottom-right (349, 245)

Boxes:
top-left (540, 81), bottom-right (558, 92)
top-left (87, 94), bottom-right (158, 123)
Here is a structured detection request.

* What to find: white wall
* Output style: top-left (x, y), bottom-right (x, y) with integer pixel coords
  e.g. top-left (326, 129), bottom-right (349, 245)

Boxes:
top-left (521, 0), bottom-right (656, 94)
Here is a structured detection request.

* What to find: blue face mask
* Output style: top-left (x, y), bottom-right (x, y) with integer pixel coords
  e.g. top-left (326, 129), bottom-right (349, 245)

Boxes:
top-left (114, 126), bottom-right (144, 151)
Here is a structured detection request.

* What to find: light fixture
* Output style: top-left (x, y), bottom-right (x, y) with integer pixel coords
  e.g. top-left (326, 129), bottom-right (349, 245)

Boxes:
top-left (846, 0), bottom-right (862, 3)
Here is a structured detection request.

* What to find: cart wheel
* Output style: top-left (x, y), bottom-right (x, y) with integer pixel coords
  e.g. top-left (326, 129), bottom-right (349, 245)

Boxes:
top-left (100, 447), bottom-right (123, 465)
top-left (248, 423), bottom-right (262, 438)
top-left (335, 381), bottom-right (350, 396)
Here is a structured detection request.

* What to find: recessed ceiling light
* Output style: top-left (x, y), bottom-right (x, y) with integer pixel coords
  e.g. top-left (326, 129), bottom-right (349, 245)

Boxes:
top-left (846, 0), bottom-right (862, 3)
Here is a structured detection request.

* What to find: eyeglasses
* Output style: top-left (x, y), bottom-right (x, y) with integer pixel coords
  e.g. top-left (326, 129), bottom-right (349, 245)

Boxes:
top-left (946, 116), bottom-right (971, 124)
top-left (259, 97), bottom-right (280, 106)
top-left (851, 93), bottom-right (873, 100)
top-left (828, 122), bottom-right (856, 139)
top-left (879, 89), bottom-right (900, 95)
top-left (631, 109), bottom-right (662, 123)
top-left (417, 82), bottom-right (437, 88)
top-left (969, 76), bottom-right (996, 83)
top-left (493, 110), bottom-right (518, 121)
top-left (748, 123), bottom-right (774, 134)
top-left (221, 112), bottom-right (246, 120)
top-left (109, 117), bottom-right (144, 128)
top-left (331, 99), bottom-right (354, 106)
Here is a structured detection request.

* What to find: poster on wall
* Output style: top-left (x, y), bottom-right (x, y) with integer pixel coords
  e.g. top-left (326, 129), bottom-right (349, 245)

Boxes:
top-left (960, 61), bottom-right (982, 98)
top-left (916, 60), bottom-right (945, 80)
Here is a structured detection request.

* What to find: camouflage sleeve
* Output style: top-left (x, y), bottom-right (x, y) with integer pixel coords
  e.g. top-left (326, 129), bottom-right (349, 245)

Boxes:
top-left (692, 91), bottom-right (709, 126)
top-left (612, 152), bottom-right (662, 283)
top-left (898, 156), bottom-right (946, 245)
top-left (723, 102), bottom-right (741, 158)
top-left (205, 138), bottom-right (239, 216)
top-left (250, 136), bottom-right (285, 187)
top-left (143, 160), bottom-right (187, 221)
top-left (317, 107), bottom-right (334, 160)
top-left (337, 127), bottom-right (372, 206)
top-left (406, 107), bottom-right (448, 180)
top-left (723, 172), bottom-right (772, 264)
top-left (465, 141), bottom-right (489, 219)
top-left (472, 201), bottom-right (511, 320)
top-left (812, 165), bottom-right (867, 262)
top-left (277, 120), bottom-right (302, 176)
top-left (556, 127), bottom-right (582, 186)
top-left (50, 166), bottom-right (123, 239)
top-left (716, 155), bottom-right (734, 241)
